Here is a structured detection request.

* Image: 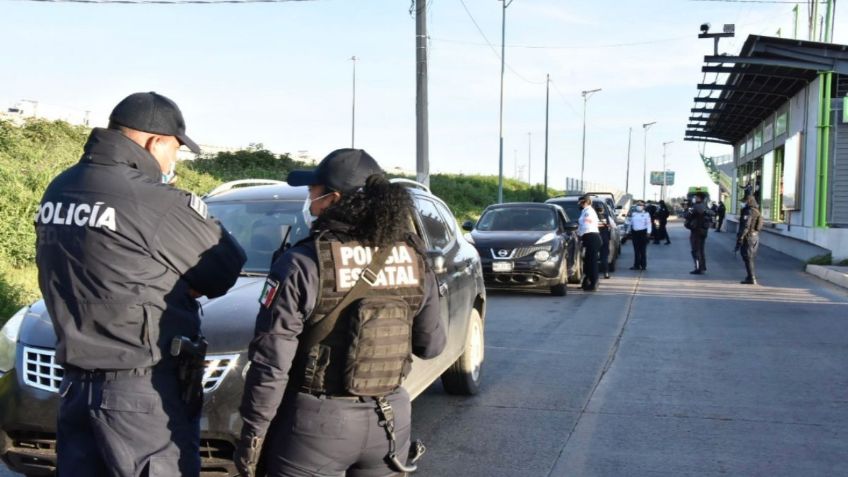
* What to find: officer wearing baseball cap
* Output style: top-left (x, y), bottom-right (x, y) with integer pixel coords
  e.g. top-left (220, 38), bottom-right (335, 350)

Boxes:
top-left (235, 148), bottom-right (446, 476)
top-left (35, 92), bottom-right (246, 476)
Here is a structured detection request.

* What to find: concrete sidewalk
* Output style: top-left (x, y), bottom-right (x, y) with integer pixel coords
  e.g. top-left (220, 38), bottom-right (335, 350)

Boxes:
top-left (806, 264), bottom-right (848, 290)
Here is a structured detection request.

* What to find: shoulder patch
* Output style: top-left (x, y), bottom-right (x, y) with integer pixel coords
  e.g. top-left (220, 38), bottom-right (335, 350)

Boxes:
top-left (259, 277), bottom-right (280, 309)
top-left (188, 194), bottom-right (208, 219)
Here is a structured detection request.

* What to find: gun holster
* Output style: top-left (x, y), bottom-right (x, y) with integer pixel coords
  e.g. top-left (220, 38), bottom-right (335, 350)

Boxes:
top-left (170, 335), bottom-right (208, 416)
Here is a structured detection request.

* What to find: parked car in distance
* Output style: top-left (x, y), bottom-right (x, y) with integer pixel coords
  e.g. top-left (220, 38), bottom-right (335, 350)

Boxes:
top-left (0, 179), bottom-right (487, 477)
top-left (462, 202), bottom-right (581, 296)
top-left (545, 196), bottom-right (621, 272)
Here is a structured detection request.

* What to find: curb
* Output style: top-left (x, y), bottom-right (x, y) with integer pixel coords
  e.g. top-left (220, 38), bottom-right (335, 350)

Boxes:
top-left (806, 265), bottom-right (848, 290)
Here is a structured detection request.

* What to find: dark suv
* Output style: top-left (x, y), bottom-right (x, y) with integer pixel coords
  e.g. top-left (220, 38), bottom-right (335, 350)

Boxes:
top-left (0, 179), bottom-right (486, 477)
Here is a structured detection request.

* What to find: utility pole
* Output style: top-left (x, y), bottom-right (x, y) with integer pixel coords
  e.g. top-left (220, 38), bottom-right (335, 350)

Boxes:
top-left (544, 74), bottom-right (550, 195)
top-left (350, 56), bottom-right (357, 148)
top-left (580, 88), bottom-right (601, 190)
top-left (642, 121), bottom-right (656, 200)
top-left (793, 4), bottom-right (799, 39)
top-left (527, 131), bottom-right (532, 185)
top-left (497, 0), bottom-right (514, 203)
top-left (415, 0), bottom-right (430, 187)
top-left (625, 127), bottom-right (632, 196)
top-left (662, 140), bottom-right (673, 201)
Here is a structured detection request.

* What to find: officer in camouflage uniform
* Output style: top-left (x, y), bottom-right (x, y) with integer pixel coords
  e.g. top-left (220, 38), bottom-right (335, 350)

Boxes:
top-left (736, 196), bottom-right (762, 285)
top-left (235, 149), bottom-right (446, 477)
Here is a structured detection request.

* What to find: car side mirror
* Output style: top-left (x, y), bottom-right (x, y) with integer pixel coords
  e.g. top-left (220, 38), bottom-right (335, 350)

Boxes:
top-left (426, 250), bottom-right (447, 274)
top-left (563, 222), bottom-right (578, 233)
top-left (462, 220), bottom-right (475, 232)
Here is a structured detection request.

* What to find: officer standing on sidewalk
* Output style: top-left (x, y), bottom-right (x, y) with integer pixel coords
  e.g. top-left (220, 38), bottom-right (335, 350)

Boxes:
top-left (35, 92), bottom-right (246, 476)
top-left (577, 196), bottom-right (602, 291)
top-left (234, 149), bottom-right (446, 477)
top-left (736, 196), bottom-right (763, 284)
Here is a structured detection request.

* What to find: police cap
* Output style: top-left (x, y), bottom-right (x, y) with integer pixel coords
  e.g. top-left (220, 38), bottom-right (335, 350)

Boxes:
top-left (109, 92), bottom-right (200, 153)
top-left (287, 148), bottom-right (383, 193)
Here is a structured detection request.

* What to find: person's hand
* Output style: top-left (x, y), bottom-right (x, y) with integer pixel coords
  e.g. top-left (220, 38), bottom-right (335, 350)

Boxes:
top-left (234, 433), bottom-right (264, 477)
top-left (189, 288), bottom-right (202, 299)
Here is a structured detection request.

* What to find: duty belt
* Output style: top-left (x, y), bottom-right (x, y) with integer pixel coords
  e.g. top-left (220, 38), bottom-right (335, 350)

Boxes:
top-left (64, 365), bottom-right (154, 381)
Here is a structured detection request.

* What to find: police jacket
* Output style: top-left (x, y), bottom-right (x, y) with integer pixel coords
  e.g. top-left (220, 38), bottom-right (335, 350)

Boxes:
top-left (239, 220), bottom-right (446, 439)
top-left (687, 203), bottom-right (708, 237)
top-left (737, 205), bottom-right (761, 243)
top-left (35, 128), bottom-right (246, 371)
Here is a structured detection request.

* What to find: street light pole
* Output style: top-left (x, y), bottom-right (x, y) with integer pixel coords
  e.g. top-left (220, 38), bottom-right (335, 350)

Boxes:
top-left (497, 0), bottom-right (514, 204)
top-left (625, 127), bottom-right (632, 196)
top-left (415, 0), bottom-right (430, 187)
top-left (350, 56), bottom-right (357, 148)
top-left (527, 131), bottom-right (531, 185)
top-left (642, 121), bottom-right (656, 200)
top-left (662, 140), bottom-right (673, 201)
top-left (580, 88), bottom-right (601, 191)
top-left (544, 74), bottom-right (550, 195)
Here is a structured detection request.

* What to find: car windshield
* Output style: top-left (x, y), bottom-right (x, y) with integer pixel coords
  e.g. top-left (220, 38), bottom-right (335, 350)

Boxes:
top-left (547, 200), bottom-right (581, 223)
top-left (477, 207), bottom-right (557, 232)
top-left (208, 200), bottom-right (310, 274)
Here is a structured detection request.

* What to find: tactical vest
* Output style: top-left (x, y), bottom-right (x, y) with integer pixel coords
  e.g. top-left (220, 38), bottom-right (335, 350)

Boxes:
top-left (295, 234), bottom-right (426, 396)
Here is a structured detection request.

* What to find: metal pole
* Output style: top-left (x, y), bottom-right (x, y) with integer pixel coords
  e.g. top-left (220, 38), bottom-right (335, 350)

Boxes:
top-left (415, 0), bottom-right (430, 187)
top-left (662, 140), bottom-right (673, 201)
top-left (527, 131), bottom-right (531, 185)
top-left (497, 1), bottom-right (512, 203)
top-left (793, 4), bottom-right (799, 39)
top-left (580, 88), bottom-right (601, 191)
top-left (811, 0), bottom-right (819, 41)
top-left (642, 121), bottom-right (655, 200)
top-left (625, 127), bottom-right (632, 195)
top-left (350, 56), bottom-right (357, 148)
top-left (544, 74), bottom-right (550, 195)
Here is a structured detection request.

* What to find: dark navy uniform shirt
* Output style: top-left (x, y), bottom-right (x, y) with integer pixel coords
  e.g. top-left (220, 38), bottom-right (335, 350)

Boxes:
top-left (239, 230), bottom-right (446, 438)
top-left (35, 128), bottom-right (246, 371)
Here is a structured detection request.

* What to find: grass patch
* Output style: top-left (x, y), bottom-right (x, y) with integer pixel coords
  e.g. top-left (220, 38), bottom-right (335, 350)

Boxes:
top-left (807, 253), bottom-right (833, 266)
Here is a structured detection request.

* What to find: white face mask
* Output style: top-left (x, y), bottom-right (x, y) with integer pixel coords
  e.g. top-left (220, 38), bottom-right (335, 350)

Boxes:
top-left (636, 206), bottom-right (644, 212)
top-left (302, 192), bottom-right (334, 227)
top-left (161, 160), bottom-right (176, 184)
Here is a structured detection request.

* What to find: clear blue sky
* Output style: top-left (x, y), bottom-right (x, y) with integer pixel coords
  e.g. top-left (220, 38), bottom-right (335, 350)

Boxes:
top-left (2, 0), bottom-right (844, 199)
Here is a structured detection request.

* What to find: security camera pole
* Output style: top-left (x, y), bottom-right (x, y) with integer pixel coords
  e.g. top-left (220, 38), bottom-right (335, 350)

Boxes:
top-left (698, 23), bottom-right (734, 55)
top-left (642, 121), bottom-right (656, 200)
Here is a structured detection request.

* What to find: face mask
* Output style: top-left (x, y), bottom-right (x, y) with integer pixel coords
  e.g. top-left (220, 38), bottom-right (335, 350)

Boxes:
top-left (302, 192), bottom-right (334, 227)
top-left (161, 160), bottom-right (176, 184)
top-left (636, 206), bottom-right (644, 212)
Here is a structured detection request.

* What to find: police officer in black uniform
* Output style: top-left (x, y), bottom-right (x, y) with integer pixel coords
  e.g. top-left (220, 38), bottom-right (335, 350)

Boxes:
top-left (687, 193), bottom-right (709, 275)
top-left (736, 196), bottom-right (762, 284)
top-left (35, 92), bottom-right (247, 477)
top-left (234, 149), bottom-right (446, 477)
top-left (594, 203), bottom-right (612, 279)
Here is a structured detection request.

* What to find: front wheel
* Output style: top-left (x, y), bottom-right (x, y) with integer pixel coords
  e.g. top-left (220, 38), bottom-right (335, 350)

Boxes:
top-left (550, 258), bottom-right (568, 296)
top-left (441, 308), bottom-right (484, 395)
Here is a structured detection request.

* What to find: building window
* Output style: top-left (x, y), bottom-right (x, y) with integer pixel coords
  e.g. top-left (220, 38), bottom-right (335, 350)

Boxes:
top-left (782, 133), bottom-right (802, 210)
top-left (754, 128), bottom-right (763, 150)
top-left (764, 121), bottom-right (774, 143)
top-left (746, 137), bottom-right (754, 155)
top-left (773, 147), bottom-right (784, 222)
top-left (775, 112), bottom-right (788, 136)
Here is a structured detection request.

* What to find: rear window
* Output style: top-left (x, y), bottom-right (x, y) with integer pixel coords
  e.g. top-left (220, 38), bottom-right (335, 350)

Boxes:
top-left (547, 200), bottom-right (581, 223)
top-left (477, 207), bottom-right (557, 232)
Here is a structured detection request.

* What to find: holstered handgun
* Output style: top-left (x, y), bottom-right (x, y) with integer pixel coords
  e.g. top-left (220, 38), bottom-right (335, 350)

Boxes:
top-left (170, 335), bottom-right (208, 417)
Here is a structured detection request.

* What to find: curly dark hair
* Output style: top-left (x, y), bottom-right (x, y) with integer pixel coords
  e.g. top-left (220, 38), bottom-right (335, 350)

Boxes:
top-left (314, 174), bottom-right (415, 247)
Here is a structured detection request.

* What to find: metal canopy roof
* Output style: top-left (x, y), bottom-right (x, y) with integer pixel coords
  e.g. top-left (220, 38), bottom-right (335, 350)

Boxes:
top-left (685, 35), bottom-right (848, 145)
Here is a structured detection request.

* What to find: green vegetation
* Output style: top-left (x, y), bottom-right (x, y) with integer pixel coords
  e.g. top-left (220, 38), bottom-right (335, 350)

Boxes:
top-left (0, 119), bottom-right (559, 323)
top-left (807, 253), bottom-right (833, 266)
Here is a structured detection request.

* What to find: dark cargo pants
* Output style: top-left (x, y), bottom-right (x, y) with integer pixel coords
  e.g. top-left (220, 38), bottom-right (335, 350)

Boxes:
top-left (266, 389), bottom-right (411, 477)
top-left (56, 363), bottom-right (200, 477)
top-left (690, 231), bottom-right (707, 271)
top-left (741, 232), bottom-right (759, 279)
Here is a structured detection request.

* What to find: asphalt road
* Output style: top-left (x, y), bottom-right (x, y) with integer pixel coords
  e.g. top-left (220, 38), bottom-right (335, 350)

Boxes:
top-left (411, 220), bottom-right (848, 477)
top-left (3, 221), bottom-right (846, 477)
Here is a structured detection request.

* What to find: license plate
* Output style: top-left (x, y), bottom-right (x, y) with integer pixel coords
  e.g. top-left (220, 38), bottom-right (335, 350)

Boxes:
top-left (492, 261), bottom-right (513, 272)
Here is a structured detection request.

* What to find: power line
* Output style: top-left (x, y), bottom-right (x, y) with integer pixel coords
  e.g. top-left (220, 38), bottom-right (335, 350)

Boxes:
top-left (15, 0), bottom-right (315, 3)
top-left (430, 34), bottom-right (694, 50)
top-left (690, 0), bottom-right (826, 3)
top-left (455, 0), bottom-right (545, 84)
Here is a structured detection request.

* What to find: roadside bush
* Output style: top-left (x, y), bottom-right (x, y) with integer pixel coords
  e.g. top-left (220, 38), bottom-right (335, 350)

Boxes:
top-left (807, 253), bottom-right (833, 266)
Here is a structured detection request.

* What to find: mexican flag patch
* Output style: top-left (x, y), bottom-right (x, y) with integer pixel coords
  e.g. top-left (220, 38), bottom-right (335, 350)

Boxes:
top-left (258, 278), bottom-right (280, 309)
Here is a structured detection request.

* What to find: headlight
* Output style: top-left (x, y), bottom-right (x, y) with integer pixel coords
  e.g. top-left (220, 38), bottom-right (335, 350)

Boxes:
top-left (534, 250), bottom-right (551, 262)
top-left (535, 232), bottom-right (555, 245)
top-left (0, 306), bottom-right (28, 373)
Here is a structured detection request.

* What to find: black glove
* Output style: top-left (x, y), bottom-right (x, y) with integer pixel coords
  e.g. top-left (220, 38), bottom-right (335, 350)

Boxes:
top-left (234, 432), bottom-right (264, 477)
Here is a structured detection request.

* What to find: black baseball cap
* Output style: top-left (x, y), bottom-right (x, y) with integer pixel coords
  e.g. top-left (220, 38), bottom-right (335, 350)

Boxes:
top-left (109, 92), bottom-right (200, 153)
top-left (287, 148), bottom-right (383, 193)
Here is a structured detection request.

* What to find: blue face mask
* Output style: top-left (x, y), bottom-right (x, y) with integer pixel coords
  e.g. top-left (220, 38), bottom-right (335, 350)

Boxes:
top-left (161, 161), bottom-right (176, 184)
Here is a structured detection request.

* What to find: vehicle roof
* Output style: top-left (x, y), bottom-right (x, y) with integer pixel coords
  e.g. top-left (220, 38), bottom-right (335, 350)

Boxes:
top-left (202, 180), bottom-right (440, 203)
top-left (483, 202), bottom-right (561, 210)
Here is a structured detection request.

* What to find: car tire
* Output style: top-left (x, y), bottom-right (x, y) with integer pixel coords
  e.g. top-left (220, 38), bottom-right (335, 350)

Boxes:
top-left (441, 308), bottom-right (484, 395)
top-left (550, 259), bottom-right (568, 296)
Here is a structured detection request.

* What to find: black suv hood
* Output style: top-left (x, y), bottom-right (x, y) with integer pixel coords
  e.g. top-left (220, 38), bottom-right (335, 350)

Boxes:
top-left (470, 230), bottom-right (556, 251)
top-left (18, 277), bottom-right (265, 353)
